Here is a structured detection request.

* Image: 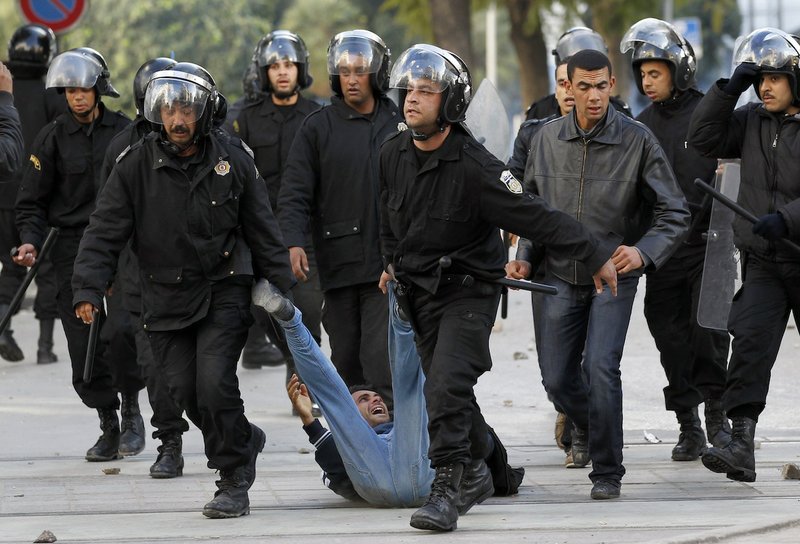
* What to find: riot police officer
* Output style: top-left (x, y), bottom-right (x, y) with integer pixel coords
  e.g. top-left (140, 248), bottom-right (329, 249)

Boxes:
top-left (379, 44), bottom-right (617, 531)
top-left (621, 18), bottom-right (731, 461)
top-left (228, 30), bottom-right (323, 379)
top-left (688, 28), bottom-right (800, 483)
top-left (0, 24), bottom-right (64, 364)
top-left (525, 27), bottom-right (631, 120)
top-left (279, 30), bottom-right (399, 407)
top-left (14, 47), bottom-right (130, 461)
top-left (72, 62), bottom-right (294, 518)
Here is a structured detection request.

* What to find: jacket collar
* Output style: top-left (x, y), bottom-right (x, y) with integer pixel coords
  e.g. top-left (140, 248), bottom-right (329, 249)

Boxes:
top-left (559, 104), bottom-right (621, 144)
top-left (63, 102), bottom-right (112, 135)
top-left (397, 125), bottom-right (465, 175)
top-left (256, 93), bottom-right (308, 118)
top-left (150, 132), bottom-right (229, 179)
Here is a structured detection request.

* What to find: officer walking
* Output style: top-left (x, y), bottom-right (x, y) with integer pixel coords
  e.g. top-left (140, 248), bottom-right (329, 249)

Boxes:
top-left (72, 62), bottom-right (295, 517)
top-left (379, 44), bottom-right (618, 531)
top-left (621, 18), bottom-right (730, 461)
top-left (279, 30), bottom-right (399, 406)
top-left (688, 28), bottom-right (800, 483)
top-left (229, 30), bottom-right (323, 380)
top-left (0, 24), bottom-right (63, 364)
top-left (13, 47), bottom-right (131, 461)
top-left (96, 57), bottom-right (189, 478)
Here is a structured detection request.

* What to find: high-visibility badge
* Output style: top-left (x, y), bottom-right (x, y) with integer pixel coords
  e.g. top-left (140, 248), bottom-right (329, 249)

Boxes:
top-left (499, 169), bottom-right (522, 194)
top-left (214, 160), bottom-right (231, 176)
top-left (30, 154), bottom-right (41, 171)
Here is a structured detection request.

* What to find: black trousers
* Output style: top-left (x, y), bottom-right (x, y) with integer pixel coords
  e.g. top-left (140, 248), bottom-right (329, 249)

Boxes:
top-left (133, 320), bottom-right (188, 439)
top-left (410, 282), bottom-right (500, 467)
top-left (52, 231), bottom-right (118, 409)
top-left (0, 209), bottom-right (58, 319)
top-left (724, 255), bottom-right (800, 415)
top-left (100, 288), bottom-right (145, 395)
top-left (643, 245), bottom-right (730, 411)
top-left (147, 280), bottom-right (253, 471)
top-left (321, 281), bottom-right (391, 409)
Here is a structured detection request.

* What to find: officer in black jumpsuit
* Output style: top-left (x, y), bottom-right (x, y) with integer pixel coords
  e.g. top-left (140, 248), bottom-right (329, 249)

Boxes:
top-left (14, 48), bottom-right (130, 462)
top-left (0, 24), bottom-right (63, 364)
top-left (229, 30), bottom-right (322, 376)
top-left (72, 62), bottom-right (295, 518)
top-left (379, 45), bottom-right (617, 532)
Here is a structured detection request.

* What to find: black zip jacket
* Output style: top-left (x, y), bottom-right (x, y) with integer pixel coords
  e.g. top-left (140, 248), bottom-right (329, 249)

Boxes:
top-left (637, 89), bottom-right (717, 246)
top-left (279, 95), bottom-right (400, 291)
top-left (688, 81), bottom-right (800, 261)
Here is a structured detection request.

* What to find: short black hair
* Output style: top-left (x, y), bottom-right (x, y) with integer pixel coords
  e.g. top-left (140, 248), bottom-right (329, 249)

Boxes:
top-left (567, 49), bottom-right (613, 81)
top-left (348, 384), bottom-right (376, 395)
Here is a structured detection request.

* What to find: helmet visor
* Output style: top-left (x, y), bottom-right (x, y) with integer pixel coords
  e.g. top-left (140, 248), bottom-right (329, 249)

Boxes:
top-left (258, 35), bottom-right (303, 67)
top-left (143, 77), bottom-right (208, 126)
top-left (389, 46), bottom-right (457, 92)
top-left (554, 28), bottom-right (607, 63)
top-left (45, 51), bottom-right (102, 89)
top-left (620, 18), bottom-right (685, 54)
top-left (734, 28), bottom-right (800, 69)
top-left (327, 33), bottom-right (385, 75)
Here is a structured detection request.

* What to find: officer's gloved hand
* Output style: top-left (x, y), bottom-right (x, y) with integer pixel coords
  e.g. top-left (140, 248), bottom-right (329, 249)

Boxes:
top-left (752, 212), bottom-right (788, 241)
top-left (724, 63), bottom-right (760, 96)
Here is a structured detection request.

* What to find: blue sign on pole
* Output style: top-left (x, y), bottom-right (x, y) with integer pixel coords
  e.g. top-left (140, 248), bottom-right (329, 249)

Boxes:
top-left (674, 16), bottom-right (703, 60)
top-left (19, 0), bottom-right (88, 35)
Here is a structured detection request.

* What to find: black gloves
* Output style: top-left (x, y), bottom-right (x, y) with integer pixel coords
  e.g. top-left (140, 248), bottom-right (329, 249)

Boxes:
top-left (724, 63), bottom-right (760, 96)
top-left (752, 212), bottom-right (788, 241)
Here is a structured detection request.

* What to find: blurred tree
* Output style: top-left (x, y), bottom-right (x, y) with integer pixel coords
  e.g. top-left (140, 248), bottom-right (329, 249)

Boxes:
top-left (506, 0), bottom-right (549, 108)
top-left (675, 0), bottom-right (742, 88)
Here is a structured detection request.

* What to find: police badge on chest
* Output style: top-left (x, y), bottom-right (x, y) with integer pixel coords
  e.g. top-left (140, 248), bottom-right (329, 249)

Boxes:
top-left (499, 170), bottom-right (522, 193)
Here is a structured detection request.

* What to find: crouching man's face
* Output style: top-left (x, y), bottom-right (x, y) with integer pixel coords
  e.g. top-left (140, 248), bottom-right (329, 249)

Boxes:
top-left (352, 389), bottom-right (390, 427)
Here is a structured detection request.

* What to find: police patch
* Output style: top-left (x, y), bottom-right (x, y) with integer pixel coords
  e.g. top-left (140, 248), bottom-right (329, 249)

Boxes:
top-left (214, 160), bottom-right (231, 176)
top-left (29, 154), bottom-right (41, 171)
top-left (499, 170), bottom-right (522, 194)
top-left (397, 122), bottom-right (408, 132)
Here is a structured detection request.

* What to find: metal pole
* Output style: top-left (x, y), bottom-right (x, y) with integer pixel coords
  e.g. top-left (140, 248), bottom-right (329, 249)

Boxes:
top-left (486, 2), bottom-right (497, 85)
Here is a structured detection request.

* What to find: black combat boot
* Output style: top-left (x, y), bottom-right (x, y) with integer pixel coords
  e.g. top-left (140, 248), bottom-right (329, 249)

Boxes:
top-left (118, 392), bottom-right (146, 456)
top-left (243, 423), bottom-right (266, 488)
top-left (569, 425), bottom-right (590, 468)
top-left (672, 407), bottom-right (706, 461)
top-left (85, 407), bottom-right (121, 461)
top-left (704, 398), bottom-right (732, 448)
top-left (202, 466), bottom-right (250, 518)
top-left (150, 433), bottom-right (183, 479)
top-left (456, 459), bottom-right (494, 515)
top-left (0, 304), bottom-right (24, 362)
top-left (410, 463), bottom-right (463, 531)
top-left (241, 324), bottom-right (285, 369)
top-left (701, 416), bottom-right (757, 482)
top-left (37, 318), bottom-right (58, 364)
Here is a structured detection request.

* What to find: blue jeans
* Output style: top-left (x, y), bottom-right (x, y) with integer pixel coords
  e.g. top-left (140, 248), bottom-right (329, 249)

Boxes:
top-left (277, 285), bottom-right (433, 506)
top-left (533, 274), bottom-right (639, 484)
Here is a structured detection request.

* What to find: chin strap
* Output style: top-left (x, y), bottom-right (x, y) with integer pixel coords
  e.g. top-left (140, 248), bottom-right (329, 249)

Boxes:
top-left (158, 129), bottom-right (201, 156)
top-left (410, 119), bottom-right (447, 141)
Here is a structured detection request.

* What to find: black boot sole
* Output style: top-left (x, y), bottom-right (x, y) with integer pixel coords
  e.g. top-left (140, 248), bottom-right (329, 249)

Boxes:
top-left (701, 451), bottom-right (756, 482)
top-left (85, 452), bottom-right (122, 462)
top-left (409, 515), bottom-right (456, 532)
top-left (202, 506), bottom-right (250, 519)
top-left (150, 462), bottom-right (184, 479)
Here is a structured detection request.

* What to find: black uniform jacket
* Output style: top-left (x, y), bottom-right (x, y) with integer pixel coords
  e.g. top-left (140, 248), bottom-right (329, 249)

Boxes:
top-left (0, 91), bottom-right (23, 183)
top-left (16, 103), bottom-right (130, 250)
top-left (0, 67), bottom-right (65, 207)
top-left (72, 131), bottom-right (295, 331)
top-left (688, 82), bottom-right (800, 262)
top-left (637, 89), bottom-right (717, 246)
top-left (279, 95), bottom-right (401, 291)
top-left (379, 126), bottom-right (616, 295)
top-left (230, 93), bottom-right (319, 212)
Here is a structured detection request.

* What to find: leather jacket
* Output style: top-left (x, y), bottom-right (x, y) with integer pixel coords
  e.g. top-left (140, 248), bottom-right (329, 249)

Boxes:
top-left (518, 105), bottom-right (690, 285)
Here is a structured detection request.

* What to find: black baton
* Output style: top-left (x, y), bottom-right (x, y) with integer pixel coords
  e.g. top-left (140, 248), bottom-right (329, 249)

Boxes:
top-left (83, 309), bottom-right (100, 383)
top-left (438, 256), bottom-right (559, 295)
top-left (0, 227), bottom-right (59, 335)
top-left (693, 179), bottom-right (800, 256)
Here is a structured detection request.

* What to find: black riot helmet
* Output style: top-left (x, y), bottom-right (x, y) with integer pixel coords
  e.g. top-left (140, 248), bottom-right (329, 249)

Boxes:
top-left (390, 44), bottom-right (472, 137)
top-left (254, 30), bottom-right (313, 92)
top-left (133, 57), bottom-right (176, 115)
top-left (144, 61), bottom-right (226, 140)
top-left (553, 27), bottom-right (608, 65)
top-left (327, 29), bottom-right (390, 97)
top-left (621, 18), bottom-right (697, 95)
top-left (242, 59), bottom-right (262, 102)
top-left (46, 47), bottom-right (120, 97)
top-left (733, 27), bottom-right (800, 103)
top-left (8, 24), bottom-right (57, 67)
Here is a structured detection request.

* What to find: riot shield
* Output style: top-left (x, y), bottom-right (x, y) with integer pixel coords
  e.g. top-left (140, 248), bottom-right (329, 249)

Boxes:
top-left (463, 78), bottom-right (511, 162)
top-left (697, 160), bottom-right (741, 330)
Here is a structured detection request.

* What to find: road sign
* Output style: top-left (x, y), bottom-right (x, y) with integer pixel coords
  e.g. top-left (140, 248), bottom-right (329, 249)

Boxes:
top-left (18, 0), bottom-right (88, 35)
top-left (673, 16), bottom-right (703, 60)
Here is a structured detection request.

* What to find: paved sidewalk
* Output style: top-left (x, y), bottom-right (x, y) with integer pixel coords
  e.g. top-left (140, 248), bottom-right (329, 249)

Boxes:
top-left (1, 290), bottom-right (799, 543)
